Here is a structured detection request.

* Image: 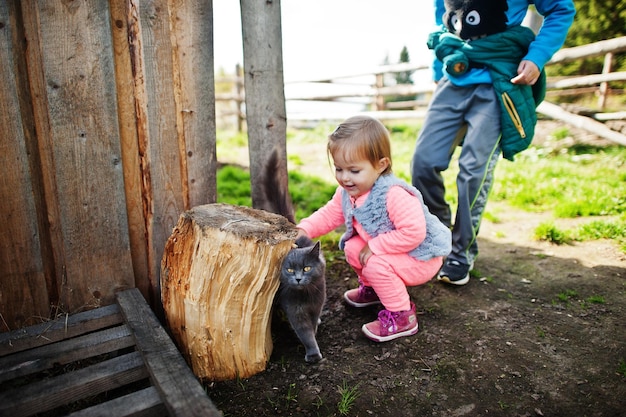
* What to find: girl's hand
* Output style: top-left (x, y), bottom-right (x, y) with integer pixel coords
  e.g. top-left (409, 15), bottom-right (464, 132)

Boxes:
top-left (295, 228), bottom-right (309, 240)
top-left (359, 244), bottom-right (373, 267)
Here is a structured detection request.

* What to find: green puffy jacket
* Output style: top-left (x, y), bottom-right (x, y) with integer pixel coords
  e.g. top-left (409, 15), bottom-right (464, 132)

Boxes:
top-left (428, 26), bottom-right (547, 160)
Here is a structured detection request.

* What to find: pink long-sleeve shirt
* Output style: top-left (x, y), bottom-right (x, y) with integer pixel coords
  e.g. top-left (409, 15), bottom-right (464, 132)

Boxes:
top-left (298, 185), bottom-right (427, 255)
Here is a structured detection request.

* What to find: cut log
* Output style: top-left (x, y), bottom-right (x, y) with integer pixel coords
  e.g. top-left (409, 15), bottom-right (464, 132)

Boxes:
top-left (160, 203), bottom-right (296, 381)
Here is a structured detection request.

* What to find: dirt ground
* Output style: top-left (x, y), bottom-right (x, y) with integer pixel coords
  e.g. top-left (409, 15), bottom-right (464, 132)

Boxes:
top-left (206, 122), bottom-right (626, 417)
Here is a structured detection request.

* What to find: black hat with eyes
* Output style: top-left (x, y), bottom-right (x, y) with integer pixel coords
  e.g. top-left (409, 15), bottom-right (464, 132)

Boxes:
top-left (443, 0), bottom-right (509, 41)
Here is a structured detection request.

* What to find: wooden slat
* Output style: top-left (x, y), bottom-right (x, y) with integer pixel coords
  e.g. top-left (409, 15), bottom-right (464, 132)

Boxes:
top-left (0, 324), bottom-right (134, 383)
top-left (116, 289), bottom-right (221, 417)
top-left (108, 0), bottom-right (151, 303)
top-left (0, 351), bottom-right (148, 417)
top-left (0, 304), bottom-right (123, 356)
top-left (169, 0), bottom-right (218, 208)
top-left (0, 0), bottom-right (50, 332)
top-left (128, 0), bottom-right (186, 307)
top-left (33, 0), bottom-right (134, 311)
top-left (67, 387), bottom-right (167, 417)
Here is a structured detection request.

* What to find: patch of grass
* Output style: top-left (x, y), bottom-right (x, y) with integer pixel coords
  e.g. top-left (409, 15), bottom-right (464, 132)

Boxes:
top-left (336, 380), bottom-right (360, 416)
top-left (288, 171), bottom-right (337, 221)
top-left (216, 165), bottom-right (252, 207)
top-left (216, 164), bottom-right (336, 221)
top-left (492, 144), bottom-right (626, 218)
top-left (585, 295), bottom-right (606, 304)
top-left (534, 222), bottom-right (572, 245)
top-left (557, 289), bottom-right (579, 302)
top-left (286, 382), bottom-right (298, 403)
top-left (618, 359), bottom-right (626, 378)
top-left (575, 218), bottom-right (626, 251)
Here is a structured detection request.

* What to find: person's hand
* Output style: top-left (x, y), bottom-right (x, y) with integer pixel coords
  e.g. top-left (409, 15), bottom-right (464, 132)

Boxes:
top-left (511, 60), bottom-right (540, 85)
top-left (295, 228), bottom-right (309, 240)
top-left (358, 245), bottom-right (373, 267)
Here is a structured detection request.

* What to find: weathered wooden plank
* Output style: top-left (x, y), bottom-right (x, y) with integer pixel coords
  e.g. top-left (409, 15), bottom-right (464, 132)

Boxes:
top-left (241, 0), bottom-right (288, 211)
top-left (549, 36), bottom-right (626, 64)
top-left (108, 0), bottom-right (151, 303)
top-left (0, 324), bottom-right (134, 383)
top-left (0, 0), bottom-right (50, 332)
top-left (0, 304), bottom-right (123, 356)
top-left (128, 0), bottom-right (186, 311)
top-left (67, 386), bottom-right (167, 417)
top-left (0, 351), bottom-right (147, 417)
top-left (116, 288), bottom-right (221, 417)
top-left (34, 0), bottom-right (134, 311)
top-left (169, 0), bottom-right (218, 208)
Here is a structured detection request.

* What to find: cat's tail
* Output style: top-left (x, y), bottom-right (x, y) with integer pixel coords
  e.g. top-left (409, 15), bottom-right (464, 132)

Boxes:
top-left (259, 148), bottom-right (296, 224)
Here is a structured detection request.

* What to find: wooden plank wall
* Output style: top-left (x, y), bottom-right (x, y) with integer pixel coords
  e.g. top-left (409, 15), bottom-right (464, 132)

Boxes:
top-left (0, 0), bottom-right (217, 331)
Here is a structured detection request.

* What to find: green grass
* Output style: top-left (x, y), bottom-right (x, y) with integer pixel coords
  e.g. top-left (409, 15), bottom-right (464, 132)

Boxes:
top-left (216, 122), bottom-right (626, 252)
top-left (618, 359), bottom-right (626, 378)
top-left (336, 380), bottom-right (360, 416)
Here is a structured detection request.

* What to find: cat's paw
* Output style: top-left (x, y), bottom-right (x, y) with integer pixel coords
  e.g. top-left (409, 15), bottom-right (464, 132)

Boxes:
top-left (305, 353), bottom-right (323, 364)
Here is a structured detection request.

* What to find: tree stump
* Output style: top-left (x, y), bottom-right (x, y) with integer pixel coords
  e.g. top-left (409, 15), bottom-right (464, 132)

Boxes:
top-left (160, 203), bottom-right (296, 381)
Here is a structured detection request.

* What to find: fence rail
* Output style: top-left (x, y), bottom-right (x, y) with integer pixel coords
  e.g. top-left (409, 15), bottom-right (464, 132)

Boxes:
top-left (217, 36), bottom-right (626, 144)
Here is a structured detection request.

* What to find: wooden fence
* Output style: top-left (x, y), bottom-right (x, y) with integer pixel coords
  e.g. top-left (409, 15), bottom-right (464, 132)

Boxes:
top-left (218, 37), bottom-right (626, 145)
top-left (1, 0), bottom-right (287, 334)
top-left (0, 1), bottom-right (218, 331)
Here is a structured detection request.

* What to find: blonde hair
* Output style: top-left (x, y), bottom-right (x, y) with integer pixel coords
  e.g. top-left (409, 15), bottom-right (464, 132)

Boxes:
top-left (327, 115), bottom-right (393, 174)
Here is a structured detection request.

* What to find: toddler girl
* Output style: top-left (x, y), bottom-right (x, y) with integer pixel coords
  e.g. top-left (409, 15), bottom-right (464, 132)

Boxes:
top-left (296, 115), bottom-right (451, 342)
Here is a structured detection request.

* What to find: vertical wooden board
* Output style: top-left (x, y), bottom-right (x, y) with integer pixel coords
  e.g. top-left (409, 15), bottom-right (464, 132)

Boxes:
top-left (0, 1), bottom-right (50, 331)
top-left (170, 0), bottom-right (218, 208)
top-left (240, 0), bottom-right (288, 210)
top-left (35, 1), bottom-right (134, 310)
top-left (132, 0), bottom-right (186, 306)
top-left (108, 0), bottom-right (150, 298)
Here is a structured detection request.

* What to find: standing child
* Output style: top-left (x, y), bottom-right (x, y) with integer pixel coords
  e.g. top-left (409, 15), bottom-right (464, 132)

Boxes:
top-left (295, 115), bottom-right (451, 342)
top-left (411, 0), bottom-right (575, 286)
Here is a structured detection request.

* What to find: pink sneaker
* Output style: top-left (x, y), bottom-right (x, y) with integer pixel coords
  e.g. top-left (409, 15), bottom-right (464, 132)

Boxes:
top-left (361, 303), bottom-right (419, 342)
top-left (343, 284), bottom-right (381, 307)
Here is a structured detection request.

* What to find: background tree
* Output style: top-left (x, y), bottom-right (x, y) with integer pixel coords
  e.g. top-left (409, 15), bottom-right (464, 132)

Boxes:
top-left (385, 45), bottom-right (417, 104)
top-left (555, 0), bottom-right (626, 76)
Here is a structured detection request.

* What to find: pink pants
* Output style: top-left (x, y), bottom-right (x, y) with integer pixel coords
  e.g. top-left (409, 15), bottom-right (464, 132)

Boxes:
top-left (344, 235), bottom-right (443, 312)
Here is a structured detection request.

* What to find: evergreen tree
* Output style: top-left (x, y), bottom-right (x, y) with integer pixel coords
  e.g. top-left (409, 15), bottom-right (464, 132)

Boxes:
top-left (395, 46), bottom-right (414, 85)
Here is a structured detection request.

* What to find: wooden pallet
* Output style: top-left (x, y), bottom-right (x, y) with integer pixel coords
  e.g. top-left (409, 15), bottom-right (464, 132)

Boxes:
top-left (0, 288), bottom-right (221, 417)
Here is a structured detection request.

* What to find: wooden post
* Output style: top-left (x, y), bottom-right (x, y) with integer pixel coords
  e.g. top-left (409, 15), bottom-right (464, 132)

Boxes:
top-left (598, 52), bottom-right (613, 110)
top-left (375, 73), bottom-right (385, 111)
top-left (160, 204), bottom-right (296, 381)
top-left (240, 0), bottom-right (288, 212)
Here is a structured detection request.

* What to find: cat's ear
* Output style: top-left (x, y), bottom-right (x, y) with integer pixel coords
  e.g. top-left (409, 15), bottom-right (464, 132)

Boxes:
top-left (308, 241), bottom-right (321, 256)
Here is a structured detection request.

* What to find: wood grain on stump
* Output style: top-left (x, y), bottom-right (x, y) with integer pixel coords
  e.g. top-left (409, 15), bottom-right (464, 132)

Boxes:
top-left (161, 203), bottom-right (296, 381)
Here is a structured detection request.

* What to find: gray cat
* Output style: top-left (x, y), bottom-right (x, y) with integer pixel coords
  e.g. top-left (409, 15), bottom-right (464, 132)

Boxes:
top-left (277, 235), bottom-right (326, 363)
top-left (259, 149), bottom-right (326, 363)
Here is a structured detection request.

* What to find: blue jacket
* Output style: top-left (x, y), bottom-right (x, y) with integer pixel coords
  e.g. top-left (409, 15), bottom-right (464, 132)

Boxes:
top-left (431, 0), bottom-right (576, 84)
top-left (338, 174), bottom-right (451, 261)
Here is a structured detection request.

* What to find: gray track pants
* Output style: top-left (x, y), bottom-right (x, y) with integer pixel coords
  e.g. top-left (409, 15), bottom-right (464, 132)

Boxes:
top-left (411, 78), bottom-right (502, 265)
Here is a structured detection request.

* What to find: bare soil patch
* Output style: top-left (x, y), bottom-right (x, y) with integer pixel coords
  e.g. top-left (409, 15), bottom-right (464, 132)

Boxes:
top-left (207, 121), bottom-right (626, 416)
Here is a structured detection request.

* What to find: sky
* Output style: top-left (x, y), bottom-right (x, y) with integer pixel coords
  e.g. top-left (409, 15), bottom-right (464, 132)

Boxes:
top-left (212, 1), bottom-right (436, 82)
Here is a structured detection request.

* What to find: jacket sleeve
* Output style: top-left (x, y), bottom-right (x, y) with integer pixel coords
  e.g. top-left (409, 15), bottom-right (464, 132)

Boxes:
top-left (297, 187), bottom-right (345, 239)
top-left (367, 186), bottom-right (427, 255)
top-left (431, 0), bottom-right (446, 82)
top-left (525, 0), bottom-right (576, 70)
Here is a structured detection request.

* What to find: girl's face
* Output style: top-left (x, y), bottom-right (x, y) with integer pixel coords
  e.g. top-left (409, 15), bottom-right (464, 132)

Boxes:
top-left (332, 152), bottom-right (389, 198)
